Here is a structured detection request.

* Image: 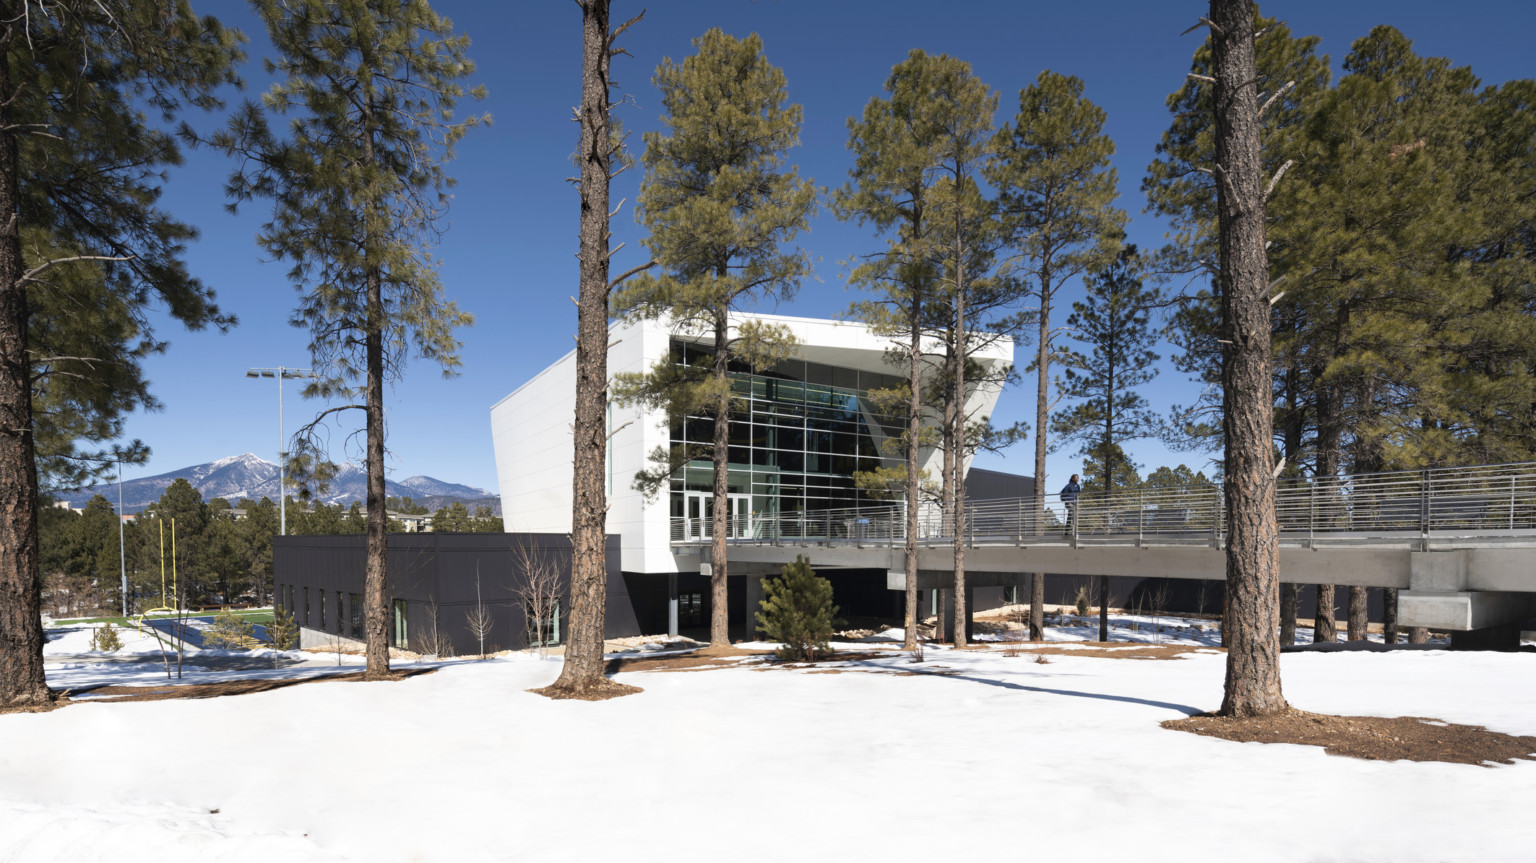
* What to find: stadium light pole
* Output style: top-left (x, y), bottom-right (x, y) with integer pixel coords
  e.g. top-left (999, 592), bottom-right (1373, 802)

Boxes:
top-left (117, 456), bottom-right (127, 617)
top-left (245, 367), bottom-right (313, 536)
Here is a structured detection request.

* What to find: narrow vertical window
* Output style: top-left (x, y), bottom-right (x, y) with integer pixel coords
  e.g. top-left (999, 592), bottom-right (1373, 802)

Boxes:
top-left (392, 599), bottom-right (408, 649)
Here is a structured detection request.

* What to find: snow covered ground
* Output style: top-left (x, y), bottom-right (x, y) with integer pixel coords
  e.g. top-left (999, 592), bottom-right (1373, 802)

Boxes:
top-left (3, 624), bottom-right (1533, 862)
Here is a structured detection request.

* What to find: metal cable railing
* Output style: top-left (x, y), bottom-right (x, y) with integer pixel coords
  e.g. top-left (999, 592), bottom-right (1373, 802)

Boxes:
top-left (669, 461), bottom-right (1536, 547)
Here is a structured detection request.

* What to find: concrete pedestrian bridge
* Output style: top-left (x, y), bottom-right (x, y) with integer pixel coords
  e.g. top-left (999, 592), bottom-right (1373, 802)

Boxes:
top-left (671, 462), bottom-right (1536, 639)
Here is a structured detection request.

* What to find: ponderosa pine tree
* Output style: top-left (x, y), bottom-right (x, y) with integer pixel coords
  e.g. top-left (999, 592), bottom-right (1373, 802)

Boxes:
top-left (539, 0), bottom-right (648, 701)
top-left (1052, 247), bottom-right (1160, 642)
top-left (0, 0), bottom-right (241, 710)
top-left (988, 70), bottom-right (1124, 642)
top-left (1206, 0), bottom-right (1287, 717)
top-left (916, 57), bottom-right (1002, 649)
top-left (613, 29), bottom-right (816, 651)
top-left (756, 555), bottom-right (841, 662)
top-left (835, 49), bottom-right (956, 654)
top-left (209, 0), bottom-right (486, 680)
top-left (1146, 15), bottom-right (1329, 453)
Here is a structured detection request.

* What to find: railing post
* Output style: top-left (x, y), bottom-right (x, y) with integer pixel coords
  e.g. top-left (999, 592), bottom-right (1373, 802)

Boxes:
top-left (1309, 482), bottom-right (1315, 549)
top-left (1212, 488), bottom-right (1221, 548)
top-left (1071, 497), bottom-right (1079, 549)
top-left (1510, 475), bottom-right (1516, 530)
top-left (1137, 489), bottom-right (1144, 547)
top-left (1420, 467), bottom-right (1431, 541)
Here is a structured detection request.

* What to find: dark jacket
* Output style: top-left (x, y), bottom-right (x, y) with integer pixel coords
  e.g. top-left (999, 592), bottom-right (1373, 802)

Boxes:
top-left (1061, 480), bottom-right (1081, 502)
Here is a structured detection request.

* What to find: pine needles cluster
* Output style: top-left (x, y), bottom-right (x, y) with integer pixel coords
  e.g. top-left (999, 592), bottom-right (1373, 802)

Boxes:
top-left (756, 555), bottom-right (842, 661)
top-left (88, 623), bottom-right (123, 653)
top-left (266, 608), bottom-right (299, 651)
top-left (203, 609), bottom-right (256, 650)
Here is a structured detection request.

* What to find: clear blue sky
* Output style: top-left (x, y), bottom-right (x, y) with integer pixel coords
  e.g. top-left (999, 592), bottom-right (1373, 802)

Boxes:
top-left (115, 0), bottom-right (1535, 495)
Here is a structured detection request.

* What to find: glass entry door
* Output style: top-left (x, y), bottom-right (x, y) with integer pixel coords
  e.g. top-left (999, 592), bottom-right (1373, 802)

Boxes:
top-left (684, 491), bottom-right (752, 540)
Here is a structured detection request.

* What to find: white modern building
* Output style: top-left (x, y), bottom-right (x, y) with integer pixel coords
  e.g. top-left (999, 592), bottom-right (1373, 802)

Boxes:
top-left (490, 312), bottom-right (1015, 633)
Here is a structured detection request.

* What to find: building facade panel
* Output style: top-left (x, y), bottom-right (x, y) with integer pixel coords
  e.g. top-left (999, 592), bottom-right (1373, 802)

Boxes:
top-left (492, 312), bottom-right (1013, 578)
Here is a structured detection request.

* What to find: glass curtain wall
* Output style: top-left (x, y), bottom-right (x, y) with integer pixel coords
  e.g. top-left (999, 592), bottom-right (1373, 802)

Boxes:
top-left (666, 340), bottom-right (906, 539)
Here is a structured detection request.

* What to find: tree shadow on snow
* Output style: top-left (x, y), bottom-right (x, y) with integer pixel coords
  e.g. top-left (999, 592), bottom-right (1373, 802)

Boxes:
top-left (898, 667), bottom-right (1202, 716)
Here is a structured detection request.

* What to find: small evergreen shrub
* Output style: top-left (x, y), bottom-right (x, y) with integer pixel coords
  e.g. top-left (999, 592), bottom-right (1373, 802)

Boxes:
top-left (203, 608), bottom-right (256, 650)
top-left (1073, 585), bottom-right (1092, 618)
top-left (267, 608), bottom-right (298, 650)
top-left (756, 555), bottom-right (843, 661)
top-left (89, 623), bottom-right (123, 652)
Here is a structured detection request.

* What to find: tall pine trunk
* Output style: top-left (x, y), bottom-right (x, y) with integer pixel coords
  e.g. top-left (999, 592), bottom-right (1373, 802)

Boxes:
top-left (1314, 584), bottom-right (1337, 643)
top-left (1212, 0), bottom-right (1286, 717)
top-left (363, 264), bottom-right (390, 680)
top-left (1030, 271), bottom-right (1051, 642)
top-left (951, 252), bottom-right (967, 648)
top-left (1279, 583), bottom-right (1298, 645)
top-left (1313, 384), bottom-right (1341, 644)
top-left (1382, 587), bottom-right (1398, 645)
top-left (546, 0), bottom-right (637, 697)
top-left (0, 20), bottom-right (51, 707)
top-left (903, 298), bottom-right (922, 651)
top-left (710, 302), bottom-right (730, 647)
top-left (1099, 396), bottom-right (1115, 643)
top-left (1278, 360), bottom-right (1303, 643)
top-left (1347, 585), bottom-right (1369, 641)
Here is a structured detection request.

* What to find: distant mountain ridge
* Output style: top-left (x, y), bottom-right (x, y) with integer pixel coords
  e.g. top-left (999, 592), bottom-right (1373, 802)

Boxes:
top-left (55, 452), bottom-right (500, 515)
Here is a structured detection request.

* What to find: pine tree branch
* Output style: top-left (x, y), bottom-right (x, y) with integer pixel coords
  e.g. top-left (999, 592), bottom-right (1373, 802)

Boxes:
top-left (1181, 17), bottom-right (1223, 37)
top-left (608, 259), bottom-right (655, 290)
top-left (19, 254), bottom-right (135, 285)
top-left (607, 10), bottom-right (646, 54)
top-left (1258, 80), bottom-right (1296, 117)
top-left (1263, 159), bottom-right (1294, 203)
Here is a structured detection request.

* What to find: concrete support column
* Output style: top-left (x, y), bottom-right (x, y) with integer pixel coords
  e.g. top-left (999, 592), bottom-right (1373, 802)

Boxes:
top-left (744, 574), bottom-right (764, 640)
top-left (936, 589), bottom-right (951, 643)
top-left (965, 587), bottom-right (975, 642)
top-left (667, 572), bottom-right (678, 638)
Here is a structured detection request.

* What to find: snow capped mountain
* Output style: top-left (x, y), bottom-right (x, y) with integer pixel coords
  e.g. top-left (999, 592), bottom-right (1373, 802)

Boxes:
top-left (396, 475), bottom-right (491, 498)
top-left (55, 453), bottom-right (499, 514)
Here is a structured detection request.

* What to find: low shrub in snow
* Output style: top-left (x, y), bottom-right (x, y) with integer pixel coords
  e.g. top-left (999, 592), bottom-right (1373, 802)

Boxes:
top-left (267, 608), bottom-right (298, 650)
top-left (204, 609), bottom-right (256, 650)
top-left (89, 623), bottom-right (123, 652)
top-left (756, 555), bottom-right (842, 662)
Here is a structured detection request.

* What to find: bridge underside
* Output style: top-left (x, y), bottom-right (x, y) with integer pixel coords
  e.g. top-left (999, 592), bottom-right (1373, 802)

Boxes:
top-left (675, 541), bottom-right (1536, 635)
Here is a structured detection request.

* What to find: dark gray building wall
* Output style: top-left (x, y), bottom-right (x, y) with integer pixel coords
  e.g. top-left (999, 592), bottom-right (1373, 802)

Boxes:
top-left (964, 467), bottom-right (1034, 501)
top-left (274, 533), bottom-right (635, 655)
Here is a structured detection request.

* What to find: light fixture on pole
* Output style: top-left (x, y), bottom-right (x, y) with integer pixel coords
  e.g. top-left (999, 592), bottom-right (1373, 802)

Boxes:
top-left (245, 366), bottom-right (313, 537)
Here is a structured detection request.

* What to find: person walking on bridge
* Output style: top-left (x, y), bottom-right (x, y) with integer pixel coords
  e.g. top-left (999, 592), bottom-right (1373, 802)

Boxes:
top-left (1061, 474), bottom-right (1082, 535)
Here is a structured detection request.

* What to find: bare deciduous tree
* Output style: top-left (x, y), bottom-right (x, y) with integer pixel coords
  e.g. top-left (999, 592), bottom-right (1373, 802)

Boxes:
top-left (466, 565), bottom-right (496, 658)
top-left (414, 599), bottom-right (454, 660)
top-left (513, 542), bottom-right (566, 662)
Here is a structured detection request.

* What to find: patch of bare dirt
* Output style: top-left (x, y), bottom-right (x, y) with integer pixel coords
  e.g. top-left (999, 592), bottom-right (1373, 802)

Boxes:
top-left (530, 680), bottom-right (643, 701)
top-left (0, 695), bottom-right (67, 715)
top-left (993, 643), bottom-right (1217, 661)
top-left (769, 651), bottom-right (892, 668)
top-left (604, 647), bottom-right (770, 674)
top-left (609, 647), bottom-right (903, 675)
top-left (64, 668), bottom-right (437, 704)
top-left (1164, 709), bottom-right (1536, 766)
